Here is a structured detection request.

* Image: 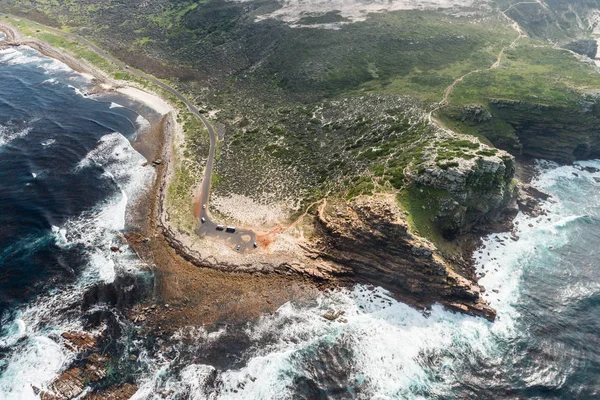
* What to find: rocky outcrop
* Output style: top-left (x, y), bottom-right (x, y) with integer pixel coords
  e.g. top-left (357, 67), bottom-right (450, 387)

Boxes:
top-left (409, 147), bottom-right (518, 238)
top-left (442, 99), bottom-right (600, 164)
top-left (40, 354), bottom-right (108, 399)
top-left (61, 331), bottom-right (98, 352)
top-left (490, 99), bottom-right (600, 163)
top-left (311, 196), bottom-right (496, 321)
top-left (83, 384), bottom-right (139, 400)
top-left (562, 39), bottom-right (598, 58)
top-left (39, 329), bottom-right (138, 400)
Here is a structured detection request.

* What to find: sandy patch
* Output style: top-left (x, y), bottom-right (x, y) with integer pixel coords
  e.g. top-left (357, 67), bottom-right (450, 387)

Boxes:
top-left (211, 194), bottom-right (289, 227)
top-left (117, 87), bottom-right (172, 115)
top-left (248, 0), bottom-right (486, 25)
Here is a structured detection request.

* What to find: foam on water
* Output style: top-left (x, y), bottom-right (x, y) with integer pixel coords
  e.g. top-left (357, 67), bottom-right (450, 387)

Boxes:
top-left (0, 123), bottom-right (32, 148)
top-left (0, 39), bottom-right (158, 399)
top-left (68, 84), bottom-right (88, 98)
top-left (0, 336), bottom-right (71, 399)
top-left (130, 159), bottom-right (600, 399)
top-left (41, 78), bottom-right (59, 85)
top-left (0, 46), bottom-right (74, 75)
top-left (78, 132), bottom-right (155, 213)
top-left (132, 327), bottom-right (227, 400)
top-left (0, 132), bottom-right (154, 398)
top-left (135, 114), bottom-right (151, 133)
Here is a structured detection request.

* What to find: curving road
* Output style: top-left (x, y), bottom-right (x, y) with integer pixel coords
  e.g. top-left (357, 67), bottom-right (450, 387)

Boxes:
top-left (0, 14), bottom-right (257, 251)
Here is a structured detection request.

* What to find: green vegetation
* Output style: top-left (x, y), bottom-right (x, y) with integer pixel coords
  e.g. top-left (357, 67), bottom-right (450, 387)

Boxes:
top-left (397, 185), bottom-right (454, 254)
top-left (6, 0), bottom-right (600, 229)
top-left (447, 40), bottom-right (600, 107)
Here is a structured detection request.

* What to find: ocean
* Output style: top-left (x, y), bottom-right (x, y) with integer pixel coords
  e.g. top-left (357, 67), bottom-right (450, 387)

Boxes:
top-left (0, 44), bottom-right (599, 399)
top-left (0, 44), bottom-right (155, 397)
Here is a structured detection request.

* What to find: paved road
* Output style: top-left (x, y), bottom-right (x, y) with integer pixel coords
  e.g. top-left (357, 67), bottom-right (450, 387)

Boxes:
top-left (0, 15), bottom-right (257, 251)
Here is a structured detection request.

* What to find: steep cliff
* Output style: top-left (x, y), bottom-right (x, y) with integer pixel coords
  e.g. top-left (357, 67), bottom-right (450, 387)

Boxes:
top-left (441, 98), bottom-right (600, 164)
top-left (311, 196), bottom-right (496, 320)
top-left (404, 137), bottom-right (518, 238)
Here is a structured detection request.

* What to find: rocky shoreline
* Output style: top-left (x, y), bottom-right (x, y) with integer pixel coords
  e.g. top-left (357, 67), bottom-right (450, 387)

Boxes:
top-left (0, 19), bottom-right (553, 398)
top-left (1, 14), bottom-right (519, 322)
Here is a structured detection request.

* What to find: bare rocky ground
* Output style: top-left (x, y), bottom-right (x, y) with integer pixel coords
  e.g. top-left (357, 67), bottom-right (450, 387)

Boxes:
top-left (251, 0), bottom-right (487, 26)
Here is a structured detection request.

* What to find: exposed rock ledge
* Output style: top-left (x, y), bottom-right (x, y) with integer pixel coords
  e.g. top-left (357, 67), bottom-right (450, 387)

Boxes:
top-left (310, 196), bottom-right (496, 321)
top-left (153, 114), bottom-right (498, 320)
top-left (39, 331), bottom-right (138, 400)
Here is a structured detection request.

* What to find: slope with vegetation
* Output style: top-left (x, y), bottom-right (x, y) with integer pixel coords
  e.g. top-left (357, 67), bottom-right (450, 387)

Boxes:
top-left (4, 0), bottom-right (600, 317)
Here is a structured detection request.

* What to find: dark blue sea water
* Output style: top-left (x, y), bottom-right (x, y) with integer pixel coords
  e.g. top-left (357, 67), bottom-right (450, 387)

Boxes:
top-left (0, 45), bottom-right (155, 397)
top-left (1, 44), bottom-right (600, 399)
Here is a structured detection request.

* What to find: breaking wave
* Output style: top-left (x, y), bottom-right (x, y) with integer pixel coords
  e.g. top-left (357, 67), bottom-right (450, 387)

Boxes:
top-left (0, 123), bottom-right (32, 148)
top-left (128, 160), bottom-right (600, 399)
top-left (0, 132), bottom-right (154, 399)
top-left (0, 46), bottom-right (75, 75)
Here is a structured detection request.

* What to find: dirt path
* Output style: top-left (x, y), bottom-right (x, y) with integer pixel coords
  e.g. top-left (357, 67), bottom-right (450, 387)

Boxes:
top-left (427, 4), bottom-right (534, 124)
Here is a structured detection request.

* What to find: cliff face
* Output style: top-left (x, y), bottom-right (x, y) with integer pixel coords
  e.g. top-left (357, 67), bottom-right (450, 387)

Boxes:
top-left (312, 196), bottom-right (496, 320)
top-left (407, 143), bottom-right (518, 238)
top-left (490, 99), bottom-right (600, 163)
top-left (442, 99), bottom-right (600, 164)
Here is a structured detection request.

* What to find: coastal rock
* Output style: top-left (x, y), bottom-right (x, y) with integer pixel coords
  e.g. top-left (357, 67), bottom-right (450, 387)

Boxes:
top-left (312, 196), bottom-right (496, 321)
top-left (562, 39), bottom-right (598, 59)
top-left (443, 99), bottom-right (600, 164)
top-left (322, 309), bottom-right (345, 321)
top-left (407, 146), bottom-right (518, 237)
top-left (82, 383), bottom-right (138, 400)
top-left (61, 331), bottom-right (98, 352)
top-left (41, 354), bottom-right (109, 400)
top-left (517, 183), bottom-right (550, 216)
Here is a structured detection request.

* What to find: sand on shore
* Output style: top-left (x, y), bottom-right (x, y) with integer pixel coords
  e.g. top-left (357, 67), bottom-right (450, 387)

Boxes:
top-left (0, 20), bottom-right (173, 118)
top-left (117, 86), bottom-right (173, 115)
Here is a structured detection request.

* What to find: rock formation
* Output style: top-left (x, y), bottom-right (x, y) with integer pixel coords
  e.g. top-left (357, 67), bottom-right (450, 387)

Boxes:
top-left (311, 196), bottom-right (496, 321)
top-left (410, 148), bottom-right (518, 237)
top-left (562, 39), bottom-right (598, 59)
top-left (443, 99), bottom-right (600, 164)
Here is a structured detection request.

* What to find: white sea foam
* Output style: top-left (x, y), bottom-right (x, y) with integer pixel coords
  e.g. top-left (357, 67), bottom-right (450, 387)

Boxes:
top-left (132, 327), bottom-right (226, 400)
top-left (0, 124), bottom-right (31, 148)
top-left (59, 132), bottom-right (155, 283)
top-left (135, 114), bottom-right (151, 132)
top-left (0, 46), bottom-right (73, 75)
top-left (41, 138), bottom-right (56, 146)
top-left (77, 132), bottom-right (155, 212)
top-left (0, 336), bottom-right (71, 400)
top-left (131, 159), bottom-right (600, 399)
top-left (0, 132), bottom-right (154, 398)
top-left (42, 78), bottom-right (59, 85)
top-left (68, 84), bottom-right (88, 98)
